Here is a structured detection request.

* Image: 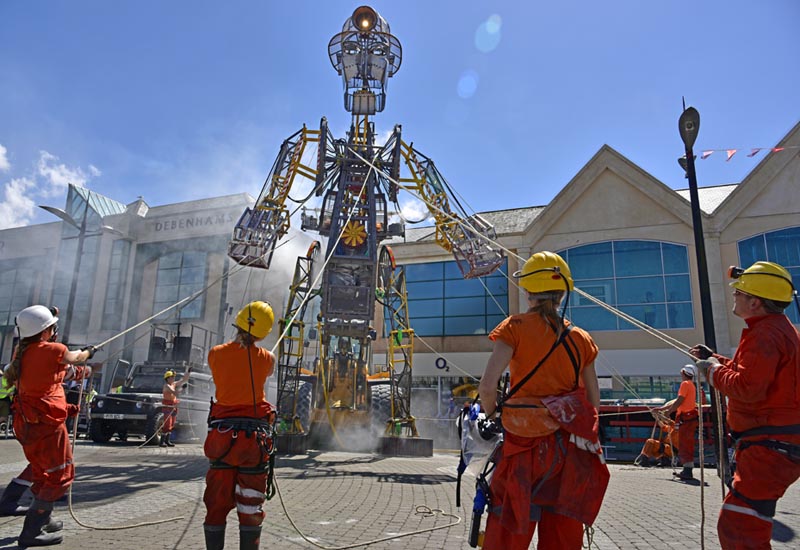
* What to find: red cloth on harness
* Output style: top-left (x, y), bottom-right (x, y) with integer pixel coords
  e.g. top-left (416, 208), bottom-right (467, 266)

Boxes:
top-left (493, 388), bottom-right (609, 534)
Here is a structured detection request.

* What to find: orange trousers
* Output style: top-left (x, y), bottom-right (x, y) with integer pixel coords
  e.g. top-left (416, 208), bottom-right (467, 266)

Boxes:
top-left (13, 417), bottom-right (74, 502)
top-left (718, 438), bottom-right (800, 549)
top-left (482, 431), bottom-right (585, 550)
top-left (203, 426), bottom-right (270, 527)
top-left (677, 416), bottom-right (698, 465)
top-left (484, 507), bottom-right (582, 549)
top-left (162, 406), bottom-right (177, 433)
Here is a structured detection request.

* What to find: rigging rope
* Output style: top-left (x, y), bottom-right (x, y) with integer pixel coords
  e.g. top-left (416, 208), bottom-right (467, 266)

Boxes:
top-left (54, 133), bottom-right (729, 544)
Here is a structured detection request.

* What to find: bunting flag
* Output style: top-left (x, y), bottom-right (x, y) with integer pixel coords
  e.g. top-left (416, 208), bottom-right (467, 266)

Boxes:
top-left (698, 145), bottom-right (799, 161)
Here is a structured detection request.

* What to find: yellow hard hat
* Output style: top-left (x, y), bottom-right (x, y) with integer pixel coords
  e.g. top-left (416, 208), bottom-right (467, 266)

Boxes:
top-left (729, 261), bottom-right (795, 303)
top-left (234, 301), bottom-right (274, 339)
top-left (164, 370), bottom-right (176, 380)
top-left (513, 251), bottom-right (574, 294)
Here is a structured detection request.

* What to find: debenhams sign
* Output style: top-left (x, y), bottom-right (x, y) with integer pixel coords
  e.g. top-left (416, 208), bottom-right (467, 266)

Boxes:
top-left (151, 212), bottom-right (236, 233)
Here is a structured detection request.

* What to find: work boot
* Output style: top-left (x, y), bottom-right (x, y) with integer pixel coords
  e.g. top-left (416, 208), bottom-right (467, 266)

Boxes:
top-left (18, 500), bottom-right (63, 547)
top-left (43, 516), bottom-right (64, 533)
top-left (673, 466), bottom-right (694, 480)
top-left (239, 525), bottom-right (261, 550)
top-left (165, 433), bottom-right (175, 447)
top-left (159, 434), bottom-right (167, 447)
top-left (0, 479), bottom-right (30, 516)
top-left (203, 524), bottom-right (225, 550)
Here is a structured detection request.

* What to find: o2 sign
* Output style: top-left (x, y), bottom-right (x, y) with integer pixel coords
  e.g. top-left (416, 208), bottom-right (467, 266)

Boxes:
top-left (435, 357), bottom-right (450, 372)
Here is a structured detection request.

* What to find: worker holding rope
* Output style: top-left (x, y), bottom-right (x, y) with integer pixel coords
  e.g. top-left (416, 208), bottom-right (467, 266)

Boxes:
top-left (477, 252), bottom-right (609, 550)
top-left (658, 365), bottom-right (704, 481)
top-left (160, 367), bottom-right (191, 447)
top-left (203, 301), bottom-right (276, 550)
top-left (3, 305), bottom-right (95, 547)
top-left (691, 261), bottom-right (800, 550)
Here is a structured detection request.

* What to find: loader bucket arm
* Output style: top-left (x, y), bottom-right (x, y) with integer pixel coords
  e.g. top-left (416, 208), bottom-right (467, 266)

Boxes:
top-left (228, 121), bottom-right (338, 269)
top-left (396, 141), bottom-right (504, 278)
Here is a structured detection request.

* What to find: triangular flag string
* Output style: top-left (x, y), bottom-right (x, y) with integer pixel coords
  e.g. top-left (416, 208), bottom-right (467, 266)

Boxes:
top-left (697, 145), bottom-right (799, 161)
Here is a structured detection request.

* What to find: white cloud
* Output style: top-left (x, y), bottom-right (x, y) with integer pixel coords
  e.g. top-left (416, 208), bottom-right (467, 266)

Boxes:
top-left (0, 147), bottom-right (101, 228)
top-left (0, 177), bottom-right (36, 229)
top-left (0, 144), bottom-right (9, 172)
top-left (37, 150), bottom-right (93, 197)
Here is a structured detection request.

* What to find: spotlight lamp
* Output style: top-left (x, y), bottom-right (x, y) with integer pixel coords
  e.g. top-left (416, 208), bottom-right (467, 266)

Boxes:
top-left (352, 6), bottom-right (377, 33)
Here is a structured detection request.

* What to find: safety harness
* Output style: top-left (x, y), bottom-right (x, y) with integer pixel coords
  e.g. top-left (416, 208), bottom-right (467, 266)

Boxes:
top-left (462, 324), bottom-right (580, 547)
top-left (206, 415), bottom-right (277, 500)
top-left (727, 423), bottom-right (800, 517)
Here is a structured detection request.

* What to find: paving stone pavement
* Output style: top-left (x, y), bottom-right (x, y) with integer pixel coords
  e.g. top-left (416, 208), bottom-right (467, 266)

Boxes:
top-left (1, 438), bottom-right (798, 549)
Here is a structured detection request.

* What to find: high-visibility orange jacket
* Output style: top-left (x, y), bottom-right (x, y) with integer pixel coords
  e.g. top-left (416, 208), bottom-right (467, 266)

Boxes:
top-left (708, 313), bottom-right (800, 549)
top-left (709, 313), bottom-right (800, 432)
top-left (16, 342), bottom-right (89, 425)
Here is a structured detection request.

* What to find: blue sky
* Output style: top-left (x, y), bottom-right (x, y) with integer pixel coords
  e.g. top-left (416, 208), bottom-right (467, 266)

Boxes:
top-left (1, 1), bottom-right (798, 229)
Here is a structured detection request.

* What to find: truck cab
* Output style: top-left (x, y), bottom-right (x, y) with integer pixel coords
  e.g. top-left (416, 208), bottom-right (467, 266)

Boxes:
top-left (88, 324), bottom-right (215, 444)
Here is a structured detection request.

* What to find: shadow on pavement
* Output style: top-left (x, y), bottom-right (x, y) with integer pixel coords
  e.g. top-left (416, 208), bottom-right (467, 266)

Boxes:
top-left (773, 518), bottom-right (796, 543)
top-left (68, 453), bottom-right (207, 505)
top-left (275, 452), bottom-right (453, 485)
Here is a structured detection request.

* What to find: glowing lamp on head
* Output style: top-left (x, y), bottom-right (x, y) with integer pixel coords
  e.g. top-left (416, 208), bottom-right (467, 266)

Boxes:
top-left (352, 6), bottom-right (377, 32)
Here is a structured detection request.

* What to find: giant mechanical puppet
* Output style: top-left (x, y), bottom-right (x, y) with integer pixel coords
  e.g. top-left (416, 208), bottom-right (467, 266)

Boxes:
top-left (228, 6), bottom-right (503, 454)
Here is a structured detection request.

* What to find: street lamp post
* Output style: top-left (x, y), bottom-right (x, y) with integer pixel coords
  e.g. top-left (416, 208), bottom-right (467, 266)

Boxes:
top-left (40, 189), bottom-right (120, 346)
top-left (678, 104), bottom-right (729, 480)
top-left (41, 195), bottom-right (90, 346)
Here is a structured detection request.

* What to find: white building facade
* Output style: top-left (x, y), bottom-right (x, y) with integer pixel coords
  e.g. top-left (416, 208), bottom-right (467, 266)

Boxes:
top-left (1, 122), bottom-right (798, 404)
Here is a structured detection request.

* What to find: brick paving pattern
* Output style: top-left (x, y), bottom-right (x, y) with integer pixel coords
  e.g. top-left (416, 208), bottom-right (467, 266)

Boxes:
top-left (0, 438), bottom-right (798, 549)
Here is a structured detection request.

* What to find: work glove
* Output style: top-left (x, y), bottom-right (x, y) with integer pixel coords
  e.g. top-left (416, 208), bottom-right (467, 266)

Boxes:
top-left (81, 345), bottom-right (97, 360)
top-left (689, 344), bottom-right (714, 360)
top-left (66, 403), bottom-right (80, 417)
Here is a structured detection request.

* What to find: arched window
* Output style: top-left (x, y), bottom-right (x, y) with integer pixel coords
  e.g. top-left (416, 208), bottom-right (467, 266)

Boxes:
top-left (738, 226), bottom-right (800, 324)
top-left (405, 259), bottom-right (508, 336)
top-left (153, 251), bottom-right (207, 320)
top-left (558, 241), bottom-right (694, 331)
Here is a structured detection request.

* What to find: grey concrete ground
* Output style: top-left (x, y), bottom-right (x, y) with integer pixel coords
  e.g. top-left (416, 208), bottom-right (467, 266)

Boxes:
top-left (0, 437), bottom-right (798, 549)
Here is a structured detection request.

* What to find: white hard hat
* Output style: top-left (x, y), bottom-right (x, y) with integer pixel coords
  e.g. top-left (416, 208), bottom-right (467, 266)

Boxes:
top-left (16, 305), bottom-right (58, 339)
top-left (680, 365), bottom-right (696, 378)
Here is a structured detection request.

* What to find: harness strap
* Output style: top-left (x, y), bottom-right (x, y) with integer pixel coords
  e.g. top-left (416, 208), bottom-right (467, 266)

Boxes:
top-left (561, 333), bottom-right (581, 390)
top-left (502, 325), bottom-right (574, 405)
top-left (737, 439), bottom-right (800, 462)
top-left (730, 424), bottom-right (800, 440)
top-left (209, 417), bottom-right (274, 431)
top-left (729, 487), bottom-right (777, 518)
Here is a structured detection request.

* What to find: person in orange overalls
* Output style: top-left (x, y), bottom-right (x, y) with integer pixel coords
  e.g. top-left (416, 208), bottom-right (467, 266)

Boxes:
top-left (659, 365), bottom-right (702, 480)
top-left (203, 301), bottom-right (276, 550)
top-left (159, 367), bottom-right (191, 447)
top-left (478, 252), bottom-right (609, 550)
top-left (3, 305), bottom-right (95, 547)
top-left (692, 261), bottom-right (800, 550)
